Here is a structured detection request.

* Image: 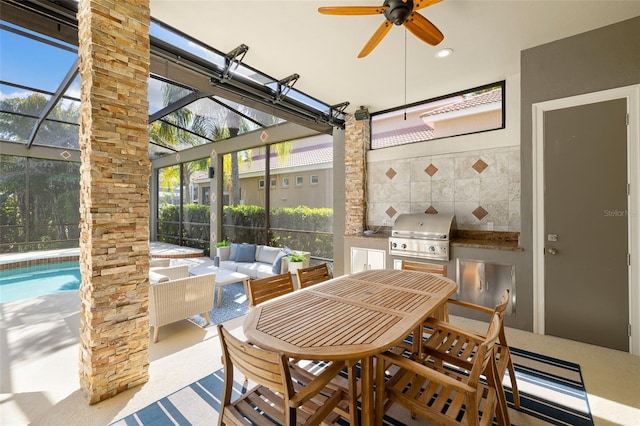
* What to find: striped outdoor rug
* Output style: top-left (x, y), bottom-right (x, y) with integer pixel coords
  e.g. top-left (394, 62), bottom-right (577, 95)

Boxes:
top-left (111, 347), bottom-right (592, 426)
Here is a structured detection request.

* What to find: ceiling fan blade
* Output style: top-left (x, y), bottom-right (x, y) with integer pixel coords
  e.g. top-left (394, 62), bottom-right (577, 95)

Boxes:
top-left (404, 12), bottom-right (444, 45)
top-left (413, 0), bottom-right (444, 12)
top-left (318, 6), bottom-right (388, 16)
top-left (358, 20), bottom-right (393, 58)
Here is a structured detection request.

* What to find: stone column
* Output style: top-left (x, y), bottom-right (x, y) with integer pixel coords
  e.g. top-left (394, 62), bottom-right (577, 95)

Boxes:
top-left (344, 115), bottom-right (370, 235)
top-left (77, 0), bottom-right (151, 404)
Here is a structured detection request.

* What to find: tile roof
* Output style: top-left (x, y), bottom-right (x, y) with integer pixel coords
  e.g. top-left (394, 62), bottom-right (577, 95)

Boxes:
top-left (420, 88), bottom-right (502, 118)
top-left (372, 124), bottom-right (435, 149)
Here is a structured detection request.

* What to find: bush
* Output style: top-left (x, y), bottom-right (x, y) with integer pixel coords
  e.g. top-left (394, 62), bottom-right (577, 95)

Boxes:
top-left (158, 203), bottom-right (334, 259)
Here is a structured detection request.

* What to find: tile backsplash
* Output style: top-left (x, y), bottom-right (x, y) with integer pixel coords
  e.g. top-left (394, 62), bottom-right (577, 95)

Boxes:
top-left (366, 147), bottom-right (520, 231)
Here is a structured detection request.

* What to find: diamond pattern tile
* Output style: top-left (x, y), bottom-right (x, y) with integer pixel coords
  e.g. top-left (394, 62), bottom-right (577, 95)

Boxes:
top-left (60, 151), bottom-right (71, 160)
top-left (386, 168), bottom-right (397, 180)
top-left (425, 164), bottom-right (438, 177)
top-left (385, 206), bottom-right (397, 218)
top-left (260, 131), bottom-right (269, 142)
top-left (425, 206), bottom-right (438, 214)
top-left (473, 159), bottom-right (489, 174)
top-left (472, 206), bottom-right (489, 221)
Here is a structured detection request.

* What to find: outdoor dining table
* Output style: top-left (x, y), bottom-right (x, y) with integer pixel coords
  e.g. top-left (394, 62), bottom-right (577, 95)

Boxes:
top-left (243, 268), bottom-right (458, 426)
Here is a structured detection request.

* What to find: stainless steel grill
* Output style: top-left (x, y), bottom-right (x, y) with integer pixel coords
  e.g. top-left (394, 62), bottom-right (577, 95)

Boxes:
top-left (389, 213), bottom-right (457, 261)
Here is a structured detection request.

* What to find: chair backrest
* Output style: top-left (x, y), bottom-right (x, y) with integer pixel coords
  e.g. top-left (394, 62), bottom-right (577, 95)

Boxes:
top-left (494, 288), bottom-right (510, 319)
top-left (217, 324), bottom-right (294, 401)
top-left (401, 260), bottom-right (447, 276)
top-left (296, 263), bottom-right (331, 289)
top-left (467, 313), bottom-right (502, 388)
top-left (247, 272), bottom-right (295, 307)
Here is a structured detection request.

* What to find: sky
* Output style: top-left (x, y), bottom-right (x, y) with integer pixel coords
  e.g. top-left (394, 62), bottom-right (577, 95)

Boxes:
top-left (1, 22), bottom-right (79, 99)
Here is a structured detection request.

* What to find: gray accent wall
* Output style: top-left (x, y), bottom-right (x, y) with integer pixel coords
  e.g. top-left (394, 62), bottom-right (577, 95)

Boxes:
top-left (520, 16), bottom-right (640, 330)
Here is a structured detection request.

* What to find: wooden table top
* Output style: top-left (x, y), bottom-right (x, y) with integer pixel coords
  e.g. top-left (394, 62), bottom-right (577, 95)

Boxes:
top-left (243, 269), bottom-right (458, 361)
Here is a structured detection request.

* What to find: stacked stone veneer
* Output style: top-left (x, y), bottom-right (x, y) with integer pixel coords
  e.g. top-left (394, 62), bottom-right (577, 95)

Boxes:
top-left (344, 115), bottom-right (370, 235)
top-left (77, 0), bottom-right (151, 404)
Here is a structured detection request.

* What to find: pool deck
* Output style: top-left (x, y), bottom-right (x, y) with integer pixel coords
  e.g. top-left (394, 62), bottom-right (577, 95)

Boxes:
top-left (0, 242), bottom-right (205, 269)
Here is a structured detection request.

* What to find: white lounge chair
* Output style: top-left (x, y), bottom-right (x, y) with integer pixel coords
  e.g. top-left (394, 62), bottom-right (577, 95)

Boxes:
top-left (148, 265), bottom-right (215, 342)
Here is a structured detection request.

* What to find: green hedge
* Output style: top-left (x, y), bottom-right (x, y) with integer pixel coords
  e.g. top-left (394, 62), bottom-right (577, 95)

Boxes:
top-left (158, 203), bottom-right (334, 259)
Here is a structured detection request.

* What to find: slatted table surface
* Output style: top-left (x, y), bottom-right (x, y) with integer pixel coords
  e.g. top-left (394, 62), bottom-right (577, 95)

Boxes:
top-left (243, 269), bottom-right (457, 425)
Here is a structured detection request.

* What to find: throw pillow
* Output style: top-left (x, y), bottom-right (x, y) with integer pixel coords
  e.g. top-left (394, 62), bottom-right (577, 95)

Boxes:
top-left (271, 247), bottom-right (292, 274)
top-left (256, 245), bottom-right (280, 264)
top-left (149, 271), bottom-right (169, 285)
top-left (236, 243), bottom-right (257, 263)
top-left (229, 243), bottom-right (239, 261)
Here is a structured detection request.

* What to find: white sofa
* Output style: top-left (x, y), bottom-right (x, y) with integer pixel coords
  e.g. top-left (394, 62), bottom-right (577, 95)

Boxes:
top-left (216, 244), bottom-right (310, 279)
top-left (148, 265), bottom-right (216, 342)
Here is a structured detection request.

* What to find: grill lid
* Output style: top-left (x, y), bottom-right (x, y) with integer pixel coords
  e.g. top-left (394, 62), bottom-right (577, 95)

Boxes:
top-left (391, 213), bottom-right (456, 240)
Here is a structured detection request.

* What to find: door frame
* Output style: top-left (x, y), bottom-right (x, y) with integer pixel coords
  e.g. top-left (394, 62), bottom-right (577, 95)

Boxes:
top-left (532, 85), bottom-right (640, 355)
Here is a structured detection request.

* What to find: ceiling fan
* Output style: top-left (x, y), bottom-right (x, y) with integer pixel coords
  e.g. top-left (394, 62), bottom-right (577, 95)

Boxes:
top-left (318, 0), bottom-right (444, 58)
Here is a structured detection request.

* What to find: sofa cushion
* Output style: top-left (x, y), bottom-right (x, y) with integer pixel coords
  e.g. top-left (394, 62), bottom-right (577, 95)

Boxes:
top-left (256, 245), bottom-right (280, 264)
top-left (236, 243), bottom-right (257, 262)
top-left (256, 263), bottom-right (282, 279)
top-left (229, 243), bottom-right (239, 261)
top-left (149, 271), bottom-right (170, 285)
top-left (220, 260), bottom-right (239, 272)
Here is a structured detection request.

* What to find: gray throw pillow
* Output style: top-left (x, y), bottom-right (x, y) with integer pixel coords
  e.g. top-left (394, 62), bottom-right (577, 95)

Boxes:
top-left (236, 244), bottom-right (257, 263)
top-left (229, 243), bottom-right (239, 261)
top-left (271, 247), bottom-right (292, 274)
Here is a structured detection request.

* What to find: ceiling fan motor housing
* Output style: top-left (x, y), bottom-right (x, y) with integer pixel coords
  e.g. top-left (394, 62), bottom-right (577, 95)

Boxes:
top-left (384, 0), bottom-right (414, 25)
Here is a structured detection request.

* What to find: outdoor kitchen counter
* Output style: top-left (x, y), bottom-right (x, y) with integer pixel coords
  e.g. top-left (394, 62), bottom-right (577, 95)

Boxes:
top-left (451, 230), bottom-right (523, 251)
top-left (351, 229), bottom-right (522, 251)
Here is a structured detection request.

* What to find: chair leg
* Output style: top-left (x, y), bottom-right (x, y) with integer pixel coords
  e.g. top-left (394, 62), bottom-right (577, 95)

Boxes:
top-left (153, 327), bottom-right (160, 343)
top-left (507, 359), bottom-right (520, 408)
top-left (203, 311), bottom-right (211, 325)
top-left (487, 361), bottom-right (510, 426)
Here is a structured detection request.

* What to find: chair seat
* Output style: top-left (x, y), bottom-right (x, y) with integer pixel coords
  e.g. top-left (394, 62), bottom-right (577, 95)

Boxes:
top-left (376, 314), bottom-right (506, 426)
top-left (218, 324), bottom-right (348, 426)
top-left (224, 364), bottom-right (348, 426)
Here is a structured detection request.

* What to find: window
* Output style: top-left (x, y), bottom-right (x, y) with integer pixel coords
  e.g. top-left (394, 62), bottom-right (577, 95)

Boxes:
top-left (270, 178), bottom-right (276, 188)
top-left (310, 174), bottom-right (319, 185)
top-left (221, 134), bottom-right (334, 259)
top-left (258, 179), bottom-right (265, 189)
top-left (371, 81), bottom-right (505, 150)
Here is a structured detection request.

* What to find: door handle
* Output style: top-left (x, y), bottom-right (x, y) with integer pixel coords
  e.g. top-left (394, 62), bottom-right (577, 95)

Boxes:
top-left (547, 247), bottom-right (558, 255)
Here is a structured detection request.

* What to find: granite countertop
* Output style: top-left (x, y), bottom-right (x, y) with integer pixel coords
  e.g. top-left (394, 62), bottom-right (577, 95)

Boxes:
top-left (451, 230), bottom-right (522, 251)
top-left (348, 228), bottom-right (523, 252)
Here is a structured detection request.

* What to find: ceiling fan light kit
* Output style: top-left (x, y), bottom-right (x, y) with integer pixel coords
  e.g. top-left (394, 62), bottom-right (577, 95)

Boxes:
top-left (318, 0), bottom-right (445, 58)
top-left (435, 47), bottom-right (453, 58)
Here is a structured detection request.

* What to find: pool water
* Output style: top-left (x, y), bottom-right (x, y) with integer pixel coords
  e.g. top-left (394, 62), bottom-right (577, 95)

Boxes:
top-left (0, 261), bottom-right (81, 304)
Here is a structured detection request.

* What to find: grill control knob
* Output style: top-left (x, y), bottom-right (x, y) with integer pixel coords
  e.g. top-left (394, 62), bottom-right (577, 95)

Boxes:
top-left (391, 242), bottom-right (397, 248)
top-left (428, 246), bottom-right (436, 252)
top-left (401, 243), bottom-right (407, 249)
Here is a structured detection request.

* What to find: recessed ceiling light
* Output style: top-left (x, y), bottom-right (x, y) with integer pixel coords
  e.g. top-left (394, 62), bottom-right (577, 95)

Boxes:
top-left (435, 48), bottom-right (453, 58)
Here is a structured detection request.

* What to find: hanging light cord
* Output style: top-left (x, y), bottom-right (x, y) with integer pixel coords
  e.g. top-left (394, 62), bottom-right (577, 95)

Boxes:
top-left (404, 29), bottom-right (407, 120)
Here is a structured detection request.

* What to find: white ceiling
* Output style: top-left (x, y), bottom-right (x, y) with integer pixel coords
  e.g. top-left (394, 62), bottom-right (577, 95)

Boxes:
top-left (150, 1), bottom-right (640, 116)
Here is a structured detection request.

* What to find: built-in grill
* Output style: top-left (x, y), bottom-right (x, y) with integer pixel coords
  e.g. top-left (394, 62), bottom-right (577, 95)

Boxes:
top-left (389, 213), bottom-right (457, 261)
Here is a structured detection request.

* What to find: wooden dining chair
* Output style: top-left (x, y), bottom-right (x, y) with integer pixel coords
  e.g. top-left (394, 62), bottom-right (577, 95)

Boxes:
top-left (400, 259), bottom-right (448, 276)
top-left (376, 313), bottom-right (506, 426)
top-left (247, 272), bottom-right (295, 307)
top-left (421, 288), bottom-right (519, 413)
top-left (401, 260), bottom-right (449, 320)
top-left (217, 324), bottom-right (348, 426)
top-left (296, 263), bottom-right (331, 289)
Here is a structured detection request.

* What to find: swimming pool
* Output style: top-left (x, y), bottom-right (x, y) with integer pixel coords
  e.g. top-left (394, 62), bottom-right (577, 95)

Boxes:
top-left (0, 261), bottom-right (81, 304)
